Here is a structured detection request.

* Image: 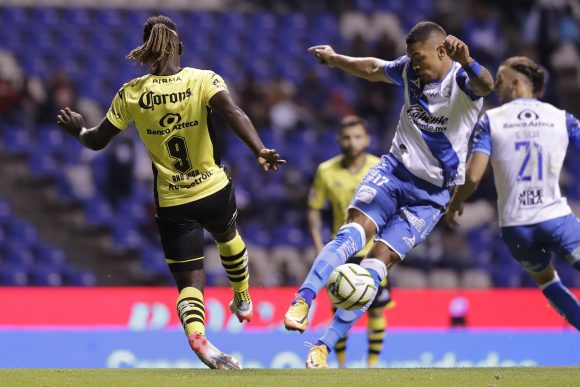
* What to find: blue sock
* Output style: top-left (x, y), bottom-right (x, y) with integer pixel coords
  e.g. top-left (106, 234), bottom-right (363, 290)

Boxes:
top-left (295, 288), bottom-right (315, 305)
top-left (299, 224), bottom-right (366, 304)
top-left (319, 308), bottom-right (367, 350)
top-left (318, 259), bottom-right (387, 348)
top-left (541, 276), bottom-right (580, 330)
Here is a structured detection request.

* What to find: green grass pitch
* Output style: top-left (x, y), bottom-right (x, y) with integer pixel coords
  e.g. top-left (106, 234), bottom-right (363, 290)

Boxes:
top-left (1, 367), bottom-right (578, 387)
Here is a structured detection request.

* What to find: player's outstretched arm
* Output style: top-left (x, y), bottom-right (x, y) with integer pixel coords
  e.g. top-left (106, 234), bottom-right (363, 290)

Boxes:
top-left (443, 35), bottom-right (494, 97)
top-left (57, 107), bottom-right (121, 150)
top-left (444, 152), bottom-right (490, 227)
top-left (209, 91), bottom-right (286, 172)
top-left (308, 45), bottom-right (391, 83)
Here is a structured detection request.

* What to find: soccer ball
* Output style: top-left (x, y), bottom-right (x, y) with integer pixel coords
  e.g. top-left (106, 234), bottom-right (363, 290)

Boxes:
top-left (326, 263), bottom-right (376, 311)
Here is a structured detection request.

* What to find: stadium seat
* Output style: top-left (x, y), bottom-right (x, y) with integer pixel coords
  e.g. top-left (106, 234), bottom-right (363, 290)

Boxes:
top-left (461, 269), bottom-right (492, 289)
top-left (139, 245), bottom-right (168, 275)
top-left (391, 267), bottom-right (427, 288)
top-left (0, 264), bottom-right (28, 286)
top-left (112, 222), bottom-right (144, 250)
top-left (428, 269), bottom-right (460, 288)
top-left (3, 126), bottom-right (31, 155)
top-left (270, 245), bottom-right (306, 285)
top-left (8, 220), bottom-right (39, 245)
top-left (83, 197), bottom-right (114, 227)
top-left (35, 245), bottom-right (67, 267)
top-left (62, 267), bottom-right (97, 286)
top-left (202, 244), bottom-right (230, 286)
top-left (29, 266), bottom-right (63, 286)
top-left (492, 267), bottom-right (522, 288)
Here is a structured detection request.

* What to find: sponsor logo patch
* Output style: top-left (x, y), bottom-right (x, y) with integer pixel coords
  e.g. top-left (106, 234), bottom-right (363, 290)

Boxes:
top-left (355, 185), bottom-right (377, 204)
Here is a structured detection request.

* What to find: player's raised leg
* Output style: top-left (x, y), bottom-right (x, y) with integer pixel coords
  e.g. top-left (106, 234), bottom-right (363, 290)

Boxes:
top-left (160, 206), bottom-right (242, 369)
top-left (204, 185), bottom-right (253, 323)
top-left (214, 229), bottom-right (252, 322)
top-left (284, 211), bottom-right (376, 332)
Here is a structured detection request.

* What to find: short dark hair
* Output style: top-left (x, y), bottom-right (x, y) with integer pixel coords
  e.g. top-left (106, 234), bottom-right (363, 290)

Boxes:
top-left (406, 21), bottom-right (446, 45)
top-left (340, 115), bottom-right (368, 134)
top-left (503, 56), bottom-right (545, 98)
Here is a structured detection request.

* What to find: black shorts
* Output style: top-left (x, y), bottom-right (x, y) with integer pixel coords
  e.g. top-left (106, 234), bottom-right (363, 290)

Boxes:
top-left (155, 183), bottom-right (237, 272)
top-left (347, 256), bottom-right (393, 309)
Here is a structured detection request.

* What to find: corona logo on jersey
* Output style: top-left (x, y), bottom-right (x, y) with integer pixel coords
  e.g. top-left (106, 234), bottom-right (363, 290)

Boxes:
top-left (138, 88), bottom-right (192, 110)
top-left (407, 105), bottom-right (449, 132)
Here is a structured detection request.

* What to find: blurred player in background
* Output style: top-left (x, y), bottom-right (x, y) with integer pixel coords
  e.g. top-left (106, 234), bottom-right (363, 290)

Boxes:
top-left (284, 21), bottom-right (494, 368)
top-left (445, 56), bottom-right (580, 330)
top-left (308, 115), bottom-right (395, 368)
top-left (57, 15), bottom-right (285, 369)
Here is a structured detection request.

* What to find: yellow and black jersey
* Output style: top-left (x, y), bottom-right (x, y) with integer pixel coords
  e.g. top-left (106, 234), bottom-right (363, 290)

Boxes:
top-left (308, 154), bottom-right (380, 256)
top-left (106, 67), bottom-right (229, 207)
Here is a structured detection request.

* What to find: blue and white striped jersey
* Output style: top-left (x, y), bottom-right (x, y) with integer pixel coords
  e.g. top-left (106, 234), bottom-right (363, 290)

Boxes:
top-left (384, 56), bottom-right (483, 188)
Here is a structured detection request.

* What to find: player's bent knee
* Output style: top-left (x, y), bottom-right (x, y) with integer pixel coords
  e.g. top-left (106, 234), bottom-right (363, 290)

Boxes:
top-left (527, 264), bottom-right (556, 287)
top-left (370, 243), bottom-right (401, 268)
top-left (346, 208), bottom-right (377, 238)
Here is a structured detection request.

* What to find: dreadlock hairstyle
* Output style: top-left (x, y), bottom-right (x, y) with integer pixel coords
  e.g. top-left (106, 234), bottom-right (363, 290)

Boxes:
top-left (126, 15), bottom-right (179, 74)
top-left (503, 56), bottom-right (546, 98)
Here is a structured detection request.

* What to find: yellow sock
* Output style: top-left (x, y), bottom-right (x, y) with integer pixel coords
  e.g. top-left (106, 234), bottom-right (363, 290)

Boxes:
top-left (335, 334), bottom-right (347, 367)
top-left (217, 233), bottom-right (250, 298)
top-left (176, 287), bottom-right (205, 337)
top-left (367, 309), bottom-right (386, 367)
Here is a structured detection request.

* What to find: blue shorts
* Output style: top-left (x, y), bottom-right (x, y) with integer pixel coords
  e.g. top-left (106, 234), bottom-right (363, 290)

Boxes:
top-left (349, 154), bottom-right (450, 258)
top-left (500, 214), bottom-right (580, 272)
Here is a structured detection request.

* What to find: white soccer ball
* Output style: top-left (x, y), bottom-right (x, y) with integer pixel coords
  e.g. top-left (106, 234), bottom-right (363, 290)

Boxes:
top-left (326, 263), bottom-right (376, 311)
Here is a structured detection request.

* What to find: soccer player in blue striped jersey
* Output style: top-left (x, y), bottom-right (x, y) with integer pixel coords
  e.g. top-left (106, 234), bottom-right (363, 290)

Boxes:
top-left (57, 15), bottom-right (285, 369)
top-left (445, 56), bottom-right (580, 330)
top-left (284, 21), bottom-right (494, 368)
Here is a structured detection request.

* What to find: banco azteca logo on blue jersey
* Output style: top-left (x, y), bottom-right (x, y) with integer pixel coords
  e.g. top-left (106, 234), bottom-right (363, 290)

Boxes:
top-left (407, 105), bottom-right (449, 133)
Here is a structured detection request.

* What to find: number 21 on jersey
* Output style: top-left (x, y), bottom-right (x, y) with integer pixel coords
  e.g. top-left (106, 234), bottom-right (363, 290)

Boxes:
top-left (515, 140), bottom-right (543, 181)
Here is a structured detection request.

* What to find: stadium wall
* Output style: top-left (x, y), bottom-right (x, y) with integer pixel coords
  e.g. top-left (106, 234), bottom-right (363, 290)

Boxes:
top-left (0, 288), bottom-right (578, 368)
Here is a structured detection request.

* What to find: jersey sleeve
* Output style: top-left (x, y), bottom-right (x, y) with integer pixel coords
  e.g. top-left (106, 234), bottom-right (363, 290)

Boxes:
top-left (470, 113), bottom-right (492, 155)
top-left (106, 86), bottom-right (131, 130)
top-left (566, 112), bottom-right (580, 149)
top-left (307, 167), bottom-right (327, 210)
top-left (201, 71), bottom-right (229, 107)
top-left (455, 68), bottom-right (481, 101)
top-left (383, 56), bottom-right (409, 86)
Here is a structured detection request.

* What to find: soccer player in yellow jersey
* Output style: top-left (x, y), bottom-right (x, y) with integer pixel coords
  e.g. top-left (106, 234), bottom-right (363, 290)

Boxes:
top-left (57, 15), bottom-right (285, 369)
top-left (307, 116), bottom-right (394, 368)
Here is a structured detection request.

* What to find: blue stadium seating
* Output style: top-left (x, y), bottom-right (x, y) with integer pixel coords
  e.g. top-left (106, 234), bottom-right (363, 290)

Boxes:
top-left (1, 5), bottom-right (579, 287)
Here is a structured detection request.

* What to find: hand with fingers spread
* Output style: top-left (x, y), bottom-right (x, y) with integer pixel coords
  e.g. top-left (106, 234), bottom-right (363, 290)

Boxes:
top-left (443, 35), bottom-right (472, 67)
top-left (57, 107), bottom-right (85, 138)
top-left (308, 45), bottom-right (337, 67)
top-left (257, 148), bottom-right (286, 172)
top-left (444, 205), bottom-right (463, 228)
